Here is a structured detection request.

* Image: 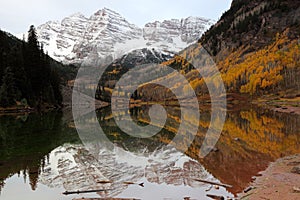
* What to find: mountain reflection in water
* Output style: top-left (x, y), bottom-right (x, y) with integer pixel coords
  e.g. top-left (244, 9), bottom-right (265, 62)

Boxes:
top-left (0, 105), bottom-right (299, 199)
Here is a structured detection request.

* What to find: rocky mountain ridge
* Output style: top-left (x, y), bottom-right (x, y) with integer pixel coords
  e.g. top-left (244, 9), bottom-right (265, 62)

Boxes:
top-left (36, 8), bottom-right (214, 66)
top-left (199, 0), bottom-right (300, 60)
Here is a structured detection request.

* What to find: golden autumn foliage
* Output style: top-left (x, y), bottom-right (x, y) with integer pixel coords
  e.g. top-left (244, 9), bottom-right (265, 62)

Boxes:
top-left (128, 105), bottom-right (299, 161)
top-left (180, 109), bottom-right (299, 160)
top-left (159, 29), bottom-right (299, 97)
top-left (220, 30), bottom-right (300, 95)
top-left (146, 108), bottom-right (300, 165)
top-left (222, 110), bottom-right (299, 158)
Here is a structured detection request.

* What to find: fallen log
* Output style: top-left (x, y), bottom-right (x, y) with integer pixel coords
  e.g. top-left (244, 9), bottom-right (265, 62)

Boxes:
top-left (97, 180), bottom-right (113, 184)
top-left (123, 182), bottom-right (144, 187)
top-left (62, 189), bottom-right (112, 195)
top-left (193, 179), bottom-right (232, 188)
top-left (244, 186), bottom-right (253, 193)
top-left (73, 198), bottom-right (140, 200)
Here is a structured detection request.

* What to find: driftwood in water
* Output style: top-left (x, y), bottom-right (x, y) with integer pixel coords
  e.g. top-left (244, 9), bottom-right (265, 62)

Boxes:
top-left (293, 186), bottom-right (300, 193)
top-left (193, 179), bottom-right (232, 188)
top-left (73, 198), bottom-right (141, 200)
top-left (244, 186), bottom-right (253, 193)
top-left (96, 181), bottom-right (144, 187)
top-left (97, 180), bottom-right (113, 184)
top-left (62, 189), bottom-right (112, 195)
top-left (206, 194), bottom-right (225, 200)
top-left (123, 182), bottom-right (144, 187)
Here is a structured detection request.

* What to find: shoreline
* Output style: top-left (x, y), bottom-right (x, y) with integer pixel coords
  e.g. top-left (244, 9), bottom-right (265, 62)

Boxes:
top-left (238, 154), bottom-right (300, 200)
top-left (0, 106), bottom-right (35, 115)
top-left (1, 97), bottom-right (299, 115)
top-left (253, 96), bottom-right (300, 115)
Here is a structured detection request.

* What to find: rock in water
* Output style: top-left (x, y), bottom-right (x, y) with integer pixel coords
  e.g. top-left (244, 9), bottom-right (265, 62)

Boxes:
top-left (291, 165), bottom-right (300, 174)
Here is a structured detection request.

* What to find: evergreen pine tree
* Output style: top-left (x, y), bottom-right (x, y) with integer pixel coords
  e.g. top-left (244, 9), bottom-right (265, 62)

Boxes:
top-left (27, 25), bottom-right (43, 98)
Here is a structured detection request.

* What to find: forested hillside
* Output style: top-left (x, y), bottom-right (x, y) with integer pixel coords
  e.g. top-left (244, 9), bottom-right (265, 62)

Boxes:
top-left (137, 0), bottom-right (300, 101)
top-left (0, 26), bottom-right (77, 109)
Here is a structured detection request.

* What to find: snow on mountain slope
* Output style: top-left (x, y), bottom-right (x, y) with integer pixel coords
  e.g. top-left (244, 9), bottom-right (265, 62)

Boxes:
top-left (35, 8), bottom-right (214, 66)
top-left (143, 17), bottom-right (212, 44)
top-left (39, 143), bottom-right (216, 197)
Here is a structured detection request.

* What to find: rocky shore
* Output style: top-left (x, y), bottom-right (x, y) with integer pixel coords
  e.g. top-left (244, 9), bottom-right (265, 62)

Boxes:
top-left (238, 154), bottom-right (300, 200)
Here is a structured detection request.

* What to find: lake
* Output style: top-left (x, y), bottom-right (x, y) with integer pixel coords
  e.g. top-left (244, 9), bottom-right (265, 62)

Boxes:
top-left (0, 105), bottom-right (299, 200)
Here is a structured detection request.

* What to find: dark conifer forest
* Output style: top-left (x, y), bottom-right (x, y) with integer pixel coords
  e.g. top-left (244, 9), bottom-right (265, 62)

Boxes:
top-left (0, 26), bottom-right (63, 108)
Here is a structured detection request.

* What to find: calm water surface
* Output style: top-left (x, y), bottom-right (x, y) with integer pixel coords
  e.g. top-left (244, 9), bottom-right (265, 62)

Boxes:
top-left (0, 106), bottom-right (299, 200)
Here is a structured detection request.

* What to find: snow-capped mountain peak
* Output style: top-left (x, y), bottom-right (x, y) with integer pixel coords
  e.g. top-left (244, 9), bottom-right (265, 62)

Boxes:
top-left (35, 8), bottom-right (214, 66)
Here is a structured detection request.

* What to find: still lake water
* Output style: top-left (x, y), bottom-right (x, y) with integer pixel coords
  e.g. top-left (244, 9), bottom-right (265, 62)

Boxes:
top-left (0, 105), bottom-right (299, 200)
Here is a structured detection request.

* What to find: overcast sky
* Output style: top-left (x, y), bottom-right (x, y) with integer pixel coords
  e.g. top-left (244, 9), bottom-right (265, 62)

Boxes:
top-left (0, 0), bottom-right (232, 35)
